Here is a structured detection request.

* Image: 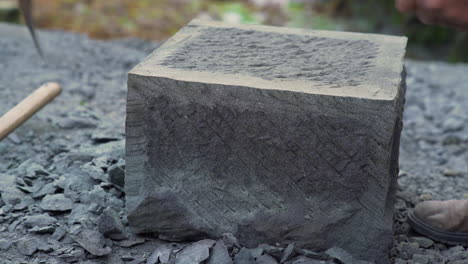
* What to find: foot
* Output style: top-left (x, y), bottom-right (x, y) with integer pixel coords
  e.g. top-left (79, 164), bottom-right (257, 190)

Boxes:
top-left (408, 200), bottom-right (468, 245)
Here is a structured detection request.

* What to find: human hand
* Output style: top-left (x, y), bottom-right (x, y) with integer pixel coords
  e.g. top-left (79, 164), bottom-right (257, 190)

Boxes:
top-left (396, 0), bottom-right (468, 30)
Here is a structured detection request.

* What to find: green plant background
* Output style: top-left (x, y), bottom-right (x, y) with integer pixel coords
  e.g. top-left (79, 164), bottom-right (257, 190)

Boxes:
top-left (0, 0), bottom-right (466, 62)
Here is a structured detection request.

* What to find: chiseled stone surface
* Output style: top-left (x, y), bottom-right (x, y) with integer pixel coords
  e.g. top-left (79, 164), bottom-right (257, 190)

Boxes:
top-left (125, 19), bottom-right (407, 264)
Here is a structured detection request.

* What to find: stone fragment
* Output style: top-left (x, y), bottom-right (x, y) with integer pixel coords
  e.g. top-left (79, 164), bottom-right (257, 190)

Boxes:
top-left (57, 116), bottom-right (97, 129)
top-left (25, 162), bottom-right (49, 178)
top-left (28, 226), bottom-right (55, 234)
top-left (108, 159), bottom-right (125, 188)
top-left (97, 207), bottom-right (127, 240)
top-left (122, 254), bottom-right (136, 261)
top-left (12, 201), bottom-right (27, 211)
top-left (32, 182), bottom-right (57, 199)
top-left (409, 237), bottom-right (434, 249)
top-left (16, 237), bottom-right (41, 256)
top-left (296, 249), bottom-right (328, 261)
top-left (128, 258), bottom-right (146, 264)
top-left (207, 240), bottom-right (233, 264)
top-left (0, 204), bottom-right (12, 215)
top-left (7, 133), bottom-right (21, 144)
top-left (79, 185), bottom-right (107, 207)
top-left (280, 243), bottom-right (296, 263)
top-left (443, 168), bottom-right (462, 177)
top-left (285, 256), bottom-right (325, 264)
top-left (92, 156), bottom-right (111, 170)
top-left (70, 228), bottom-right (112, 256)
top-left (79, 140), bottom-right (125, 158)
top-left (442, 117), bottom-right (464, 132)
top-left (17, 180), bottom-right (43, 194)
top-left (108, 254), bottom-right (126, 264)
top-left (82, 162), bottom-right (108, 182)
top-left (223, 233), bottom-right (240, 251)
top-left (81, 261), bottom-right (104, 264)
top-left (60, 168), bottom-right (97, 196)
top-left (393, 258), bottom-right (406, 264)
top-left (325, 247), bottom-right (373, 264)
top-left (91, 129), bottom-right (122, 143)
top-left (8, 219), bottom-right (21, 232)
top-left (398, 242), bottom-right (420, 260)
top-left (175, 239), bottom-right (216, 264)
top-left (249, 247), bottom-right (264, 259)
top-left (51, 226), bottom-right (67, 241)
top-left (257, 254), bottom-right (279, 264)
top-left (125, 19), bottom-right (407, 264)
top-left (15, 177), bottom-right (27, 187)
top-left (40, 194), bottom-right (73, 212)
top-left (23, 213), bottom-right (57, 229)
top-left (106, 195), bottom-right (125, 211)
top-left (147, 244), bottom-right (173, 264)
top-left (0, 173), bottom-right (15, 192)
top-left (37, 242), bottom-right (54, 253)
top-left (116, 237), bottom-right (146, 248)
top-left (0, 239), bottom-right (12, 250)
top-left (261, 244), bottom-right (284, 260)
top-left (234, 247), bottom-right (256, 264)
top-left (411, 254), bottom-right (429, 264)
top-left (15, 160), bottom-right (48, 179)
top-left (23, 214), bottom-right (57, 234)
top-left (448, 245), bottom-right (464, 253)
top-left (1, 187), bottom-right (25, 205)
top-left (67, 204), bottom-right (93, 226)
top-left (59, 247), bottom-right (86, 262)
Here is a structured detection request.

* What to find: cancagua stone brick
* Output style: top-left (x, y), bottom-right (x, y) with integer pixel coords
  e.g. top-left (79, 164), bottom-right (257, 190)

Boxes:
top-left (125, 19), bottom-right (407, 264)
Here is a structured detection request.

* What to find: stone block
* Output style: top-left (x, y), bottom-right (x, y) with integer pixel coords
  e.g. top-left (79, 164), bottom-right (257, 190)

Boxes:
top-left (125, 19), bottom-right (407, 263)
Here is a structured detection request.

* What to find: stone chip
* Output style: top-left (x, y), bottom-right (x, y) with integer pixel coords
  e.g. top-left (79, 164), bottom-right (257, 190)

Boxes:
top-left (97, 207), bottom-right (127, 240)
top-left (147, 244), bottom-right (173, 264)
top-left (70, 228), bottom-right (112, 256)
top-left (23, 213), bottom-right (57, 229)
top-left (40, 194), bottom-right (74, 212)
top-left (207, 240), bottom-right (233, 264)
top-left (175, 239), bottom-right (216, 264)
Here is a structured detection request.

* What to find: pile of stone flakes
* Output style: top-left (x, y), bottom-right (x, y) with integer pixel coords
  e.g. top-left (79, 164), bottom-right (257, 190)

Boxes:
top-left (0, 155), bottom-right (369, 264)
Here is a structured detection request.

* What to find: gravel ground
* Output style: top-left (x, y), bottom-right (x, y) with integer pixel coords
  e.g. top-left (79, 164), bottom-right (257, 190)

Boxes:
top-left (392, 61), bottom-right (468, 264)
top-left (0, 23), bottom-right (468, 264)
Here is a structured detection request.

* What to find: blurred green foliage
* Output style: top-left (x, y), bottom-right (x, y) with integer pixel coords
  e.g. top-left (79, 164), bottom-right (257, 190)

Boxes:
top-left (0, 0), bottom-right (466, 62)
top-left (218, 2), bottom-right (258, 23)
top-left (344, 0), bottom-right (468, 62)
top-left (0, 0), bottom-right (19, 23)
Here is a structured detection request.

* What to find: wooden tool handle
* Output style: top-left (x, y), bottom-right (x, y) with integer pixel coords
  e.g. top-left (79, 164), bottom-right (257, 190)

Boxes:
top-left (0, 82), bottom-right (62, 141)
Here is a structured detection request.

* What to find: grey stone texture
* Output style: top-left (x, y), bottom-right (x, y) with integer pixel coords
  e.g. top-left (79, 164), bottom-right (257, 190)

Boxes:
top-left (125, 19), bottom-right (407, 263)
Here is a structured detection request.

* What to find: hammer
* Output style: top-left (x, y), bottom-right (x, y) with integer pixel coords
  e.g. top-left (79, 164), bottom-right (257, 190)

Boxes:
top-left (0, 83), bottom-right (62, 141)
top-left (1, 3), bottom-right (61, 142)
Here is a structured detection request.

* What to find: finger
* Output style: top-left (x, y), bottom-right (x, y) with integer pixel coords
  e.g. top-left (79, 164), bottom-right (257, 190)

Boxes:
top-left (416, 11), bottom-right (440, 25)
top-left (444, 19), bottom-right (468, 31)
top-left (443, 8), bottom-right (468, 29)
top-left (418, 0), bottom-right (444, 11)
top-left (396, 0), bottom-right (417, 13)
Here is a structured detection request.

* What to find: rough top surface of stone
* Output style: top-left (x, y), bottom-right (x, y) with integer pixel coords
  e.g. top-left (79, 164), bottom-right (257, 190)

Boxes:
top-left (130, 19), bottom-right (407, 100)
top-left (162, 27), bottom-right (378, 88)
